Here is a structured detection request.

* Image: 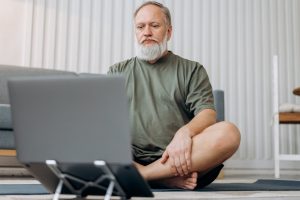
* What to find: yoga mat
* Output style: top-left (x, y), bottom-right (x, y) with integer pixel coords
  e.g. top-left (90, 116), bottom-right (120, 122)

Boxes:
top-left (152, 179), bottom-right (300, 192)
top-left (1, 179), bottom-right (300, 195)
top-left (202, 179), bottom-right (300, 191)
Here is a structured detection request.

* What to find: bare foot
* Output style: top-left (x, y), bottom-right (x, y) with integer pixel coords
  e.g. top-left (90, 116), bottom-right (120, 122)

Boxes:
top-left (159, 172), bottom-right (198, 190)
top-left (134, 162), bottom-right (198, 190)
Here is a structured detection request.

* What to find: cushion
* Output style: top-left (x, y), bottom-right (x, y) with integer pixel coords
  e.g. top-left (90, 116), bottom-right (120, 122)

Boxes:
top-left (0, 104), bottom-right (12, 130)
top-left (0, 130), bottom-right (15, 149)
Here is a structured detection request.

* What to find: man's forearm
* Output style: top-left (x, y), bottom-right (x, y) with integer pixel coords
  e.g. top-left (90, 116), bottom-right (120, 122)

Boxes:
top-left (182, 109), bottom-right (217, 137)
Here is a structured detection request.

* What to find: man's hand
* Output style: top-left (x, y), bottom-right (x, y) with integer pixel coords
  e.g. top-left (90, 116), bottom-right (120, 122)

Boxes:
top-left (161, 126), bottom-right (192, 176)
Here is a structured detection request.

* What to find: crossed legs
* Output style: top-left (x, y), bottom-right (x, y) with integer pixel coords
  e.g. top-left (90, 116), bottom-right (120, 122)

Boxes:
top-left (134, 121), bottom-right (241, 189)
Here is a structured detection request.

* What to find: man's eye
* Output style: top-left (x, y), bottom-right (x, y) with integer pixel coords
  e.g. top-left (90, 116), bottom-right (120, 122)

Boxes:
top-left (136, 26), bottom-right (144, 30)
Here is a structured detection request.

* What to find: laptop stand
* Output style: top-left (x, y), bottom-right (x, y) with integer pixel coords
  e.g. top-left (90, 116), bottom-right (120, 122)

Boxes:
top-left (45, 160), bottom-right (127, 200)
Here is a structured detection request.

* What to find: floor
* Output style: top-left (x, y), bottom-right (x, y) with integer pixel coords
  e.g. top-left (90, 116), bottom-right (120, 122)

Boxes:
top-left (1, 172), bottom-right (300, 200)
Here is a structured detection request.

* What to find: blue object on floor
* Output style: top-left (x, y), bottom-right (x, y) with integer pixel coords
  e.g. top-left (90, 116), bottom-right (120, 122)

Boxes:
top-left (0, 184), bottom-right (48, 195)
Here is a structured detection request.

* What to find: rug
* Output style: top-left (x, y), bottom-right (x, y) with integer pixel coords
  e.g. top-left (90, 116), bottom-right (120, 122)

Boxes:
top-left (1, 179), bottom-right (300, 195)
top-left (153, 179), bottom-right (300, 192)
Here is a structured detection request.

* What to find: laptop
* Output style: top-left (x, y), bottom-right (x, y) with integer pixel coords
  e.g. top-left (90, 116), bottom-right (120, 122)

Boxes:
top-left (8, 75), bottom-right (153, 199)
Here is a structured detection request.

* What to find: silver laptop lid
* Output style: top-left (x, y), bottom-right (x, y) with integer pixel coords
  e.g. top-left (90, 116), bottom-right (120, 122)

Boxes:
top-left (8, 75), bottom-right (132, 164)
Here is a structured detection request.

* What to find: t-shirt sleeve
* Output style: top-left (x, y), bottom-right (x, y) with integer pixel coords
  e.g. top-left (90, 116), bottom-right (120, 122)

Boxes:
top-left (107, 60), bottom-right (129, 74)
top-left (185, 64), bottom-right (215, 116)
top-left (107, 64), bottom-right (119, 74)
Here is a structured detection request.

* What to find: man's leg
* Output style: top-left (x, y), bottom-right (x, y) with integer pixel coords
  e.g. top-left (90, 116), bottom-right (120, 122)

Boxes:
top-left (134, 121), bottom-right (240, 189)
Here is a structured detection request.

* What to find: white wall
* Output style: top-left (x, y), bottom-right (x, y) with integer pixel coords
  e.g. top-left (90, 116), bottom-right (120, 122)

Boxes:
top-left (1, 0), bottom-right (300, 171)
top-left (0, 0), bottom-right (28, 66)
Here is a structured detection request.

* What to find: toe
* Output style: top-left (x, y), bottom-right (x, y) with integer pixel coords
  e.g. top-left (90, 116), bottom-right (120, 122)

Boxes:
top-left (186, 177), bottom-right (197, 184)
top-left (184, 182), bottom-right (197, 190)
top-left (191, 172), bottom-right (198, 178)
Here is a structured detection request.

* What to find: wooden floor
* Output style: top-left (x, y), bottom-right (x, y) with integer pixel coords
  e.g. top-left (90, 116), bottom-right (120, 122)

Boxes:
top-left (1, 174), bottom-right (300, 200)
top-left (0, 192), bottom-right (300, 200)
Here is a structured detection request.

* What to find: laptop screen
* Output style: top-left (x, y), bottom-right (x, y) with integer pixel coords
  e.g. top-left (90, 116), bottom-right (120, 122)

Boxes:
top-left (8, 75), bottom-right (132, 164)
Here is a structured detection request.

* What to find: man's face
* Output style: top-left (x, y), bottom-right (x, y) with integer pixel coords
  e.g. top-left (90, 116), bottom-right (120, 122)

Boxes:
top-left (134, 5), bottom-right (172, 47)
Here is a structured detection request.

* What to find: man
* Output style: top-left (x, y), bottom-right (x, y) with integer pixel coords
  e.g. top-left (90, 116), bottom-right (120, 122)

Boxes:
top-left (109, 1), bottom-right (240, 190)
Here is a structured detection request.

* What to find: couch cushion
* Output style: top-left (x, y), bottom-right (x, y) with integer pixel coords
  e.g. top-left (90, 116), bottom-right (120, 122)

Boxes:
top-left (0, 65), bottom-right (77, 104)
top-left (0, 130), bottom-right (15, 149)
top-left (213, 90), bottom-right (224, 122)
top-left (0, 104), bottom-right (12, 130)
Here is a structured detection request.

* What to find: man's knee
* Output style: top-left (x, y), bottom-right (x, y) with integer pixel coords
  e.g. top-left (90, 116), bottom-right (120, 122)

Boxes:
top-left (213, 121), bottom-right (241, 152)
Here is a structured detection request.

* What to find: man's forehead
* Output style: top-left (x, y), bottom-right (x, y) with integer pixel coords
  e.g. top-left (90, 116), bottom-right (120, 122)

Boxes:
top-left (135, 5), bottom-right (165, 23)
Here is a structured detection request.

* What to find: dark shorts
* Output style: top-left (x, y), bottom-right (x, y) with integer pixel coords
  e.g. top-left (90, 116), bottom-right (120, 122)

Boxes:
top-left (195, 164), bottom-right (224, 189)
top-left (135, 157), bottom-right (224, 189)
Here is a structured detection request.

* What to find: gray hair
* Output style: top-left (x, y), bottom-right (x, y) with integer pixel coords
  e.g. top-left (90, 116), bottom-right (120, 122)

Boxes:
top-left (134, 1), bottom-right (172, 26)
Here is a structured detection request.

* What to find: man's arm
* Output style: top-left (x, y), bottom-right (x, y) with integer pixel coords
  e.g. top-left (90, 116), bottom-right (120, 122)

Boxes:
top-left (161, 108), bottom-right (216, 176)
top-left (184, 108), bottom-right (216, 137)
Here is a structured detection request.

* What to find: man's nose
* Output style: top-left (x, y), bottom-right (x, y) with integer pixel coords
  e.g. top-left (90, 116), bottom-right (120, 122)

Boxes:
top-left (143, 26), bottom-right (152, 37)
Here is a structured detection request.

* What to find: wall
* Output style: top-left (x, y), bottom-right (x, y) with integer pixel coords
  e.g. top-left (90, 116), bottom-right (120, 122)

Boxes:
top-left (1, 0), bottom-right (300, 170)
top-left (0, 0), bottom-right (28, 66)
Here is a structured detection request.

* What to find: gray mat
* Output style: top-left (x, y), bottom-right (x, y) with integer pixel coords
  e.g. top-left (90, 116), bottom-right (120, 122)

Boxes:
top-left (152, 179), bottom-right (300, 191)
top-left (202, 179), bottom-right (300, 191)
top-left (1, 179), bottom-right (300, 195)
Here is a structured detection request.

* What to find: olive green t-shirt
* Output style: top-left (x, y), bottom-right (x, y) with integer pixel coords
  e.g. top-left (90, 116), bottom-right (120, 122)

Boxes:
top-left (108, 51), bottom-right (214, 163)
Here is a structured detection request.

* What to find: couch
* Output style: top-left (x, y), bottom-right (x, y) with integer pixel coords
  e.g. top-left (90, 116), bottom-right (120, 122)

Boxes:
top-left (0, 65), bottom-right (224, 174)
top-left (0, 65), bottom-right (77, 174)
top-left (0, 65), bottom-right (77, 149)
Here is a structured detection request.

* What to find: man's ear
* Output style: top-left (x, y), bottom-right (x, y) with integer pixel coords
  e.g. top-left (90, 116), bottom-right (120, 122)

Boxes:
top-left (167, 25), bottom-right (173, 41)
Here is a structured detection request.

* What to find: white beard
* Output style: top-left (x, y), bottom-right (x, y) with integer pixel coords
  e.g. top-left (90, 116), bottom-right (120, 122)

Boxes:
top-left (135, 35), bottom-right (168, 61)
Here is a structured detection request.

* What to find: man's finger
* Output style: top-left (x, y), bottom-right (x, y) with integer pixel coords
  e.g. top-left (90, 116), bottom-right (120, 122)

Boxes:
top-left (170, 157), bottom-right (178, 176)
top-left (185, 150), bottom-right (191, 171)
top-left (174, 157), bottom-right (184, 176)
top-left (180, 153), bottom-right (189, 175)
top-left (161, 151), bottom-right (168, 164)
